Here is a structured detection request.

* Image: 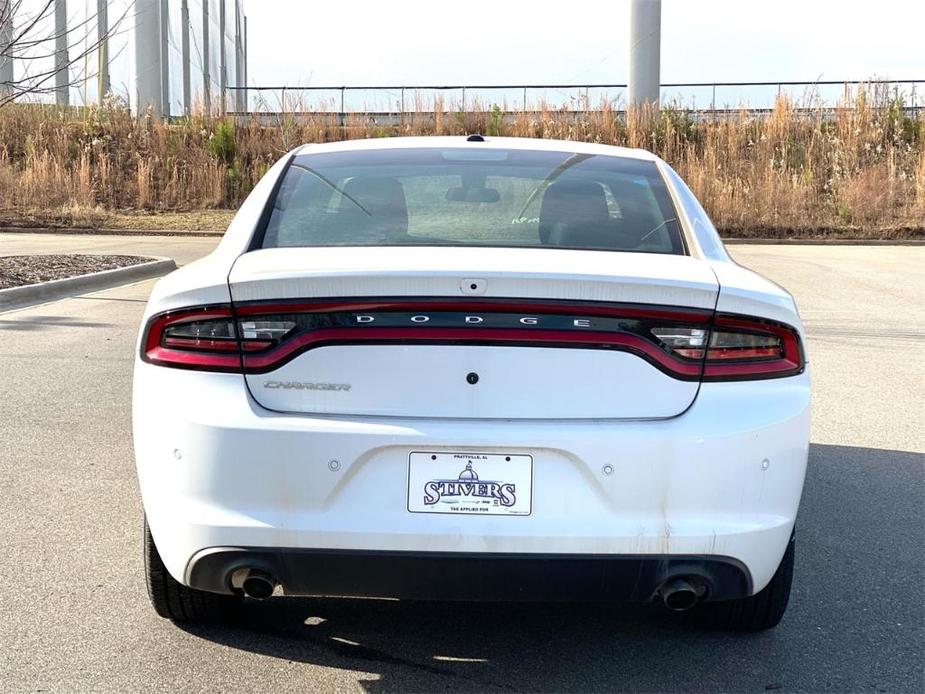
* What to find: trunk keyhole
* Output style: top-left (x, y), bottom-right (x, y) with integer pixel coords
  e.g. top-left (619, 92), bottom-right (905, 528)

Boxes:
top-left (466, 372), bottom-right (479, 385)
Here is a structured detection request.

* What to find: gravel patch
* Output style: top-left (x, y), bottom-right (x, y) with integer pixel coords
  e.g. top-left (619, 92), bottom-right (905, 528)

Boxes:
top-left (0, 254), bottom-right (152, 289)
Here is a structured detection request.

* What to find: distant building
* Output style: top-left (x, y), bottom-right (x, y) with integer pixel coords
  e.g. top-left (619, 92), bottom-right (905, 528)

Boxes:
top-left (0, 0), bottom-right (247, 116)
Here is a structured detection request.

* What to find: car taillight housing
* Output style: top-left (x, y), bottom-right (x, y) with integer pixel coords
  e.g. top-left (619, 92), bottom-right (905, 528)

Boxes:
top-left (141, 307), bottom-right (296, 372)
top-left (141, 301), bottom-right (804, 381)
top-left (651, 314), bottom-right (803, 380)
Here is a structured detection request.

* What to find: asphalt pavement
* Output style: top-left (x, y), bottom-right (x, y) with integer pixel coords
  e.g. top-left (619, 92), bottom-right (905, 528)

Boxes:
top-left (0, 234), bottom-right (922, 693)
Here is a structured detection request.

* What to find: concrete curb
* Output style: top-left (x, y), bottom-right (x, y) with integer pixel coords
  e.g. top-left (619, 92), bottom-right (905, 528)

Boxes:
top-left (0, 256), bottom-right (177, 312)
top-left (0, 226), bottom-right (224, 237)
top-left (723, 237), bottom-right (925, 246)
top-left (1, 225), bottom-right (922, 245)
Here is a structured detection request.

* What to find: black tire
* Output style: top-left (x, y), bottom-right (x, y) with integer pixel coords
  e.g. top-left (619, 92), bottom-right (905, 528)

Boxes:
top-left (698, 532), bottom-right (795, 632)
top-left (144, 518), bottom-right (241, 622)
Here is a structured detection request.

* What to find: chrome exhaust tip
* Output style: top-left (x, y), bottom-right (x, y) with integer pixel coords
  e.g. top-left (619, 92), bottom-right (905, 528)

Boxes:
top-left (659, 577), bottom-right (703, 611)
top-left (241, 570), bottom-right (277, 599)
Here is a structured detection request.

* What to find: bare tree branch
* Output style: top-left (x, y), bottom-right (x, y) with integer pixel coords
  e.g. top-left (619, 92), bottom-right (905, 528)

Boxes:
top-left (0, 0), bottom-right (133, 108)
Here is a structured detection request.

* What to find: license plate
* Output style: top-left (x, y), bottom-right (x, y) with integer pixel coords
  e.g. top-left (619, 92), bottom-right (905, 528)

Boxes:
top-left (407, 451), bottom-right (533, 515)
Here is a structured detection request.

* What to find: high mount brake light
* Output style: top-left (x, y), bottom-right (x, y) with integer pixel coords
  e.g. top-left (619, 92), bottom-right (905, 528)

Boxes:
top-left (141, 302), bottom-right (803, 381)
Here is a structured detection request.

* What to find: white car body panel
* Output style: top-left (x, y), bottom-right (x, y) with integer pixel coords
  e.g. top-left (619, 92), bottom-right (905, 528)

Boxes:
top-left (710, 261), bottom-right (806, 335)
top-left (251, 344), bottom-right (699, 419)
top-left (228, 246), bottom-right (719, 307)
top-left (133, 136), bottom-right (810, 604)
top-left (134, 363), bottom-right (809, 595)
top-left (228, 246), bottom-right (719, 419)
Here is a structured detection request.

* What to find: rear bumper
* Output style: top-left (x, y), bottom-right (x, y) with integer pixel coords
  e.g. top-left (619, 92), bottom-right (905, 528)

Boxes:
top-left (133, 363), bottom-right (810, 599)
top-left (187, 548), bottom-right (752, 601)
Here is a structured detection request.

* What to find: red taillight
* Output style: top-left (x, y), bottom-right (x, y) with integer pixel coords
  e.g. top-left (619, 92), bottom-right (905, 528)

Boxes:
top-left (702, 315), bottom-right (803, 380)
top-left (141, 302), bottom-right (803, 381)
top-left (652, 315), bottom-right (803, 380)
top-left (142, 307), bottom-right (242, 371)
top-left (141, 307), bottom-right (294, 371)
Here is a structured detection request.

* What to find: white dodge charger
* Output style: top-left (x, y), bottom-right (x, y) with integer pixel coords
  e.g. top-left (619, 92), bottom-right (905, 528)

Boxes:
top-left (134, 136), bottom-right (809, 631)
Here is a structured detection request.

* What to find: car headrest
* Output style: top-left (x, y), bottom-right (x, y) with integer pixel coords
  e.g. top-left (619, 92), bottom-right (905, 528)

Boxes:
top-left (538, 180), bottom-right (611, 244)
top-left (340, 176), bottom-right (409, 234)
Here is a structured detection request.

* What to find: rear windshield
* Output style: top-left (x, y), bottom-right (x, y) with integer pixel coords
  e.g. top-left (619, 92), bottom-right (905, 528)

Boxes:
top-left (259, 147), bottom-right (685, 255)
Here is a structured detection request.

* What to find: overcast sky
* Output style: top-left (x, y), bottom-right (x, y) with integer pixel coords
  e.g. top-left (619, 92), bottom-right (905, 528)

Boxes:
top-left (244, 0), bottom-right (923, 108)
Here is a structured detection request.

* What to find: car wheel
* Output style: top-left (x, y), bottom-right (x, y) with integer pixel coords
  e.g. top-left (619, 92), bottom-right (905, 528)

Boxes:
top-left (144, 518), bottom-right (241, 622)
top-left (699, 531), bottom-right (795, 632)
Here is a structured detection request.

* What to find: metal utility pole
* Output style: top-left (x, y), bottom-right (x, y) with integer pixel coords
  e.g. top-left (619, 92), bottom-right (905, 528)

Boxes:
top-left (628, 0), bottom-right (661, 109)
top-left (234, 0), bottom-right (243, 111)
top-left (96, 0), bottom-right (109, 101)
top-left (135, 0), bottom-right (163, 116)
top-left (202, 0), bottom-right (210, 114)
top-left (0, 2), bottom-right (13, 95)
top-left (159, 0), bottom-right (169, 115)
top-left (219, 0), bottom-right (226, 114)
top-left (181, 0), bottom-right (191, 115)
top-left (54, 0), bottom-right (68, 106)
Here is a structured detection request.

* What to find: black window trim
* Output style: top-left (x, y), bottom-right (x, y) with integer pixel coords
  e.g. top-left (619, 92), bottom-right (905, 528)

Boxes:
top-left (246, 152), bottom-right (296, 252)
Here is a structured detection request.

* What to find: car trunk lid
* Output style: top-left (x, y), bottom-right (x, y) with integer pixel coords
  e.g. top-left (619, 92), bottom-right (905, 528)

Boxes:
top-left (228, 247), bottom-right (719, 419)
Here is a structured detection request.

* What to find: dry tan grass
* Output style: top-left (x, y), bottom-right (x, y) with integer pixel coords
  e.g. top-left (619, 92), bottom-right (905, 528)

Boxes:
top-left (0, 88), bottom-right (921, 237)
top-left (0, 207), bottom-right (234, 231)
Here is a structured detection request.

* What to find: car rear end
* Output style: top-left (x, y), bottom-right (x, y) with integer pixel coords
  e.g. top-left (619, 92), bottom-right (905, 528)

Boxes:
top-left (134, 137), bottom-right (809, 619)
